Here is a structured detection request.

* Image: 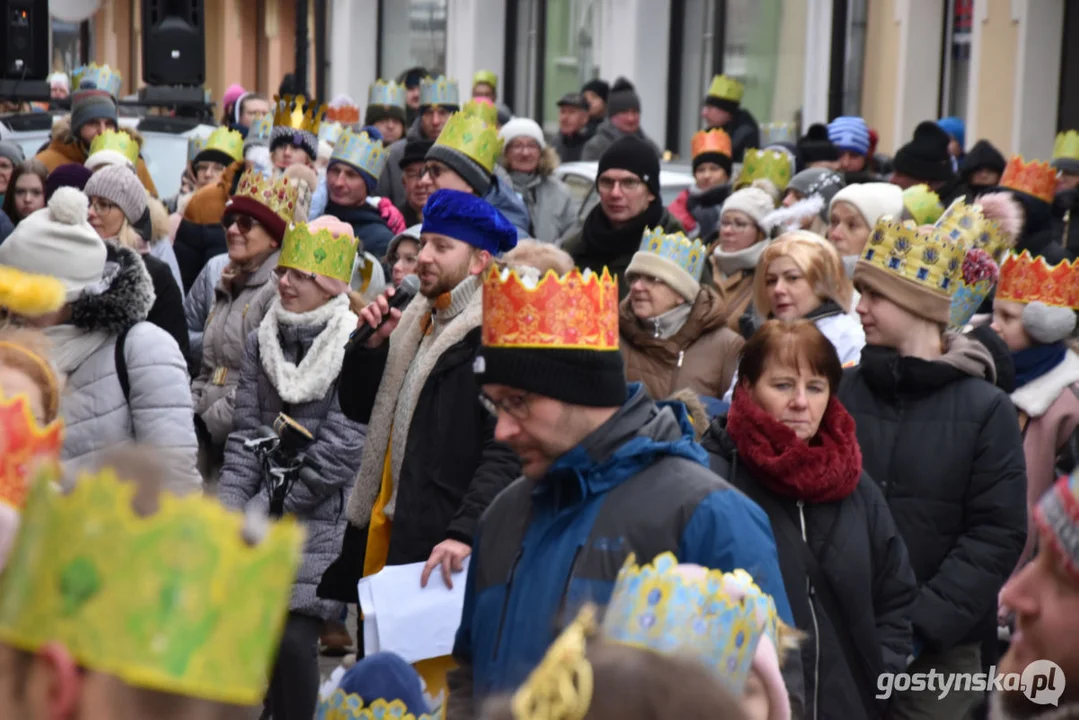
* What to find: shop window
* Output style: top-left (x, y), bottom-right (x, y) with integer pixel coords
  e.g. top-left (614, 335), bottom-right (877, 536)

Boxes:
top-left (542, 0), bottom-right (601, 131)
top-left (380, 0), bottom-right (448, 78)
top-left (51, 18), bottom-right (93, 76)
top-left (940, 0), bottom-right (972, 120)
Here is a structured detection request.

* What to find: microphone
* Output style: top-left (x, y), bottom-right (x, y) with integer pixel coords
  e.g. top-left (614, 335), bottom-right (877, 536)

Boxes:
top-left (346, 274), bottom-right (420, 351)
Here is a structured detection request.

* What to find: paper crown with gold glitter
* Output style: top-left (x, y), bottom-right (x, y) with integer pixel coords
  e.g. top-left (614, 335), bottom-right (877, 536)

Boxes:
top-left (860, 218), bottom-right (966, 297)
top-left (368, 80), bottom-right (407, 110)
top-left (230, 167), bottom-right (311, 226)
top-left (903, 184), bottom-right (943, 226)
top-left (87, 129), bottom-right (139, 165)
top-left (472, 69), bottom-right (498, 89)
top-left (279, 220), bottom-right (360, 285)
top-left (326, 104), bottom-right (361, 126)
top-left (737, 148), bottom-right (792, 190)
top-left (706, 74), bottom-right (744, 104)
top-left (272, 95), bottom-right (328, 136)
top-left (0, 395), bottom-right (62, 511)
top-left (331, 129), bottom-right (389, 181)
top-left (434, 111), bottom-right (504, 173)
top-left (73, 63), bottom-right (122, 97)
top-left (317, 691), bottom-right (437, 720)
top-left (1052, 130), bottom-right (1079, 167)
top-left (691, 129), bottom-right (732, 161)
top-left (481, 266), bottom-right (619, 351)
top-left (1001, 156), bottom-right (1057, 204)
top-left (419, 75), bottom-right (460, 108)
top-left (638, 227), bottom-right (707, 282)
top-left (462, 98), bottom-right (499, 128)
top-left (196, 126), bottom-right (245, 164)
top-left (511, 604), bottom-right (598, 720)
top-left (997, 250), bottom-right (1079, 309)
top-left (0, 469), bottom-right (304, 705)
top-left (759, 122), bottom-right (797, 146)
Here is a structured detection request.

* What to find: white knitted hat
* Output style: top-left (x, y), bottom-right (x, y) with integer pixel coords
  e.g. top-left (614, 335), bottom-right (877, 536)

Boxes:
top-left (85, 149), bottom-right (135, 173)
top-left (499, 117), bottom-right (546, 149)
top-left (720, 185), bottom-right (777, 229)
top-left (0, 188), bottom-right (107, 302)
top-left (828, 182), bottom-right (904, 227)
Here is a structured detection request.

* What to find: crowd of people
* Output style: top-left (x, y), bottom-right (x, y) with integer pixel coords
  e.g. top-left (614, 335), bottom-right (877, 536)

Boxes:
top-left (0, 60), bottom-right (1076, 720)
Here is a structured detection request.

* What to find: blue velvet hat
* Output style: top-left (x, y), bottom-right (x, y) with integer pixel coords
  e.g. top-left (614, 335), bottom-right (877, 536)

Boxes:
top-left (420, 189), bottom-right (517, 255)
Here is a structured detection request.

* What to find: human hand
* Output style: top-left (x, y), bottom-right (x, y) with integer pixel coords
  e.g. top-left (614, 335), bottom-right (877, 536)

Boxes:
top-left (357, 285), bottom-right (401, 348)
top-left (420, 539), bottom-right (472, 589)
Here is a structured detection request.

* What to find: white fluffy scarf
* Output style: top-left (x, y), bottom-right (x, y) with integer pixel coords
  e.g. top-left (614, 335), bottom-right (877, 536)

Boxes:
top-left (257, 294), bottom-right (357, 404)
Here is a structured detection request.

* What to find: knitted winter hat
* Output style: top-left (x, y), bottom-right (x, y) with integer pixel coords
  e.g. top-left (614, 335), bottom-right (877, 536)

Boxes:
top-left (0, 188), bottom-right (107, 302)
top-left (70, 84), bottom-right (118, 136)
top-left (626, 231), bottom-right (704, 304)
top-left (720, 185), bottom-right (777, 230)
top-left (597, 135), bottom-right (661, 197)
top-left (424, 143), bottom-right (493, 195)
top-left (45, 163), bottom-right (93, 201)
top-left (797, 124), bottom-right (839, 165)
top-left (335, 653), bottom-right (431, 717)
top-left (937, 116), bottom-right (966, 150)
top-left (827, 116), bottom-right (870, 156)
top-left (960, 140), bottom-right (1007, 180)
top-left (581, 79), bottom-right (610, 102)
top-left (364, 103), bottom-right (406, 127)
top-left (0, 141), bottom-right (24, 166)
top-left (787, 168), bottom-right (845, 222)
top-left (84, 164), bottom-right (147, 225)
top-left (222, 84), bottom-right (246, 110)
top-left (499, 117), bottom-right (546, 149)
top-left (298, 216), bottom-right (356, 297)
top-left (399, 138), bottom-right (434, 170)
top-left (893, 121), bottom-right (954, 182)
top-left (829, 182), bottom-right (904, 227)
top-left (606, 78), bottom-right (641, 117)
top-left (1033, 472), bottom-right (1079, 583)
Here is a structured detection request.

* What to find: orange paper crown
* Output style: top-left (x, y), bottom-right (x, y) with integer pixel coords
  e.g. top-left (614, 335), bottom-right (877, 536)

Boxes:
top-left (0, 394), bottom-right (63, 510)
top-left (326, 104), bottom-right (361, 126)
top-left (481, 267), bottom-right (619, 351)
top-left (1000, 156), bottom-right (1057, 204)
top-left (996, 250), bottom-right (1079, 309)
top-left (691, 129), bottom-right (732, 161)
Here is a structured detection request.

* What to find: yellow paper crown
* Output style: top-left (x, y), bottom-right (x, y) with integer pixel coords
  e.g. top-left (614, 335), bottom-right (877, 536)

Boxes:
top-left (481, 266), bottom-right (619, 351)
top-left (87, 129), bottom-right (139, 165)
top-left (462, 99), bottom-right (499, 128)
top-left (934, 197), bottom-right (1015, 261)
top-left (231, 167), bottom-right (310, 226)
top-left (1001, 155), bottom-right (1057, 204)
top-left (707, 74), bottom-right (744, 103)
top-left (997, 250), bottom-right (1079, 309)
top-left (511, 604), bottom-right (597, 720)
top-left (272, 94), bottom-right (327, 136)
top-left (737, 148), bottom-right (792, 190)
top-left (861, 218), bottom-right (966, 297)
top-left (1052, 130), bottom-right (1079, 164)
top-left (0, 470), bottom-right (304, 705)
top-left (198, 126), bottom-right (244, 164)
top-left (0, 394), bottom-right (63, 510)
top-left (279, 221), bottom-right (359, 285)
top-left (902, 184), bottom-right (943, 225)
top-left (434, 111), bottom-right (504, 173)
top-left (473, 69), bottom-right (498, 89)
top-left (318, 691), bottom-right (437, 720)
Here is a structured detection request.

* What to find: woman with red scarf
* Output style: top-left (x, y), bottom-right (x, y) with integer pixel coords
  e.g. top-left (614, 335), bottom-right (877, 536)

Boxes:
top-left (701, 319), bottom-right (917, 720)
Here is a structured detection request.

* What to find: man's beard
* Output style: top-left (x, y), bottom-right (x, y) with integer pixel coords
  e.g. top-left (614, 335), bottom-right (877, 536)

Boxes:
top-left (419, 256), bottom-right (471, 299)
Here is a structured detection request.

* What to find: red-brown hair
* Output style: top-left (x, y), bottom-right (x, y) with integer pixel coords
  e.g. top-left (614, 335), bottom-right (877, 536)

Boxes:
top-left (738, 319), bottom-right (843, 394)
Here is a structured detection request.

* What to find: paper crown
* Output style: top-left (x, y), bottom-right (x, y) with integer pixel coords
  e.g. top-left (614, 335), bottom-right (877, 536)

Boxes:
top-left (934, 196), bottom-right (1015, 262)
top-left (691, 129), bottom-right (732, 160)
top-left (902, 184), bottom-right (943, 225)
top-left (317, 691), bottom-right (436, 720)
top-left (640, 227), bottom-right (707, 282)
top-left (707, 74), bottom-right (744, 103)
top-left (473, 69), bottom-right (498, 89)
top-left (1001, 156), bottom-right (1057, 204)
top-left (0, 469), bottom-right (304, 705)
top-left (232, 167), bottom-right (308, 225)
top-left (434, 111), bottom-right (504, 173)
top-left (0, 394), bottom-right (63, 510)
top-left (187, 133), bottom-right (207, 163)
top-left (273, 95), bottom-right (328, 136)
top-left (326, 104), bottom-right (361, 126)
top-left (87, 129), bottom-right (138, 165)
top-left (249, 113), bottom-right (274, 142)
top-left (949, 248), bottom-right (999, 329)
top-left (481, 266), bottom-right (619, 351)
top-left (331, 129), bottom-right (389, 181)
top-left (1053, 130), bottom-right (1079, 164)
top-left (861, 218), bottom-right (966, 297)
top-left (759, 121), bottom-right (796, 146)
top-left (512, 604), bottom-right (597, 720)
top-left (279, 221), bottom-right (360, 285)
top-left (419, 75), bottom-right (460, 107)
top-left (600, 553), bottom-right (777, 693)
top-left (997, 250), bottom-right (1079, 309)
top-left (368, 80), bottom-right (407, 110)
top-left (319, 121), bottom-right (345, 146)
top-left (462, 98), bottom-right (499, 128)
top-left (199, 126), bottom-right (245, 164)
top-left (737, 148), bottom-right (792, 190)
top-left (73, 63), bottom-right (122, 97)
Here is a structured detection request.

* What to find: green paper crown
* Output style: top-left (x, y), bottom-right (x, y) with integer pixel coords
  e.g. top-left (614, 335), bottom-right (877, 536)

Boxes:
top-left (737, 148), bottom-right (792, 190)
top-left (434, 111), bottom-right (504, 173)
top-left (199, 126), bottom-right (245, 164)
top-left (903, 184), bottom-right (943, 225)
top-left (279, 222), bottom-right (359, 285)
top-left (1053, 130), bottom-right (1079, 164)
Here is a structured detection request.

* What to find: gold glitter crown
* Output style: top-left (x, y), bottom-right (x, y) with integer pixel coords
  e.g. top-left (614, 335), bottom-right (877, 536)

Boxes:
top-left (272, 95), bottom-right (328, 136)
top-left (434, 111), bottom-right (504, 173)
top-left (88, 130), bottom-right (139, 165)
top-left (860, 218), bottom-right (966, 297)
top-left (231, 168), bottom-right (312, 226)
top-left (511, 605), bottom-right (598, 720)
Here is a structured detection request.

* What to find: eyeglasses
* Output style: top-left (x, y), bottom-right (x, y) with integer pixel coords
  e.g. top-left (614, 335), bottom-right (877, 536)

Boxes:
top-left (507, 141), bottom-right (541, 154)
top-left (403, 168), bottom-right (424, 182)
top-left (422, 164), bottom-right (445, 179)
top-left (222, 214), bottom-right (259, 234)
top-left (478, 390), bottom-right (532, 420)
top-left (194, 161), bottom-right (226, 175)
top-left (625, 273), bottom-right (663, 287)
top-left (720, 218), bottom-right (754, 231)
top-left (273, 266), bottom-right (318, 284)
top-left (597, 176), bottom-right (643, 193)
top-left (90, 197), bottom-right (118, 214)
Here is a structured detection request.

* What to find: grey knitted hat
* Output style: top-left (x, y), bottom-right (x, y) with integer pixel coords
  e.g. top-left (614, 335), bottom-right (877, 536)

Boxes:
top-left (0, 141), bottom-right (25, 166)
top-left (425, 144), bottom-right (492, 195)
top-left (84, 164), bottom-right (147, 224)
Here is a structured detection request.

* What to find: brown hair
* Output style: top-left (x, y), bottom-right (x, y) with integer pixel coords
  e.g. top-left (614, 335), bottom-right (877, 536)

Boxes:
top-left (482, 639), bottom-right (747, 720)
top-left (1, 159), bottom-right (49, 223)
top-left (0, 328), bottom-right (61, 422)
top-left (738, 319), bottom-right (843, 394)
top-left (753, 231), bottom-right (853, 317)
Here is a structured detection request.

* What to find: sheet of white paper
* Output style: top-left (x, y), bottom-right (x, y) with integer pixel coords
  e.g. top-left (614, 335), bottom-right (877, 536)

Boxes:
top-left (359, 559), bottom-right (470, 664)
top-left (357, 578), bottom-right (380, 655)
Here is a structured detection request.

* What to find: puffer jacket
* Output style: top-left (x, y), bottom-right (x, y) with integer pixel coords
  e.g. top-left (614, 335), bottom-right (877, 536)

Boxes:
top-left (838, 336), bottom-right (1028, 654)
top-left (619, 287), bottom-right (744, 402)
top-left (59, 245), bottom-right (200, 494)
top-left (190, 251), bottom-right (281, 446)
top-left (377, 119), bottom-right (435, 207)
top-left (507, 171), bottom-right (579, 243)
top-left (34, 117), bottom-right (158, 196)
top-left (217, 294), bottom-right (365, 619)
top-left (184, 253), bottom-right (230, 368)
top-left (484, 172), bottom-right (532, 239)
top-left (580, 120), bottom-right (662, 161)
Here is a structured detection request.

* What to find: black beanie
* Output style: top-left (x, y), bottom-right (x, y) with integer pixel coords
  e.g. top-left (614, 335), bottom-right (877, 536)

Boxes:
top-left (960, 139), bottom-right (1006, 180)
top-left (797, 124), bottom-right (839, 164)
top-left (581, 79), bottom-right (610, 102)
top-left (399, 138), bottom-right (434, 170)
top-left (476, 347), bottom-right (628, 407)
top-left (365, 104), bottom-right (407, 128)
top-left (893, 121), bottom-right (954, 182)
top-left (598, 135), bottom-right (661, 196)
top-left (606, 77), bottom-right (641, 117)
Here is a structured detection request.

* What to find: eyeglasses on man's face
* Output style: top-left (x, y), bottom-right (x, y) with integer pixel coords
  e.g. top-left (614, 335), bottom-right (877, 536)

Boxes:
top-left (478, 390), bottom-right (532, 420)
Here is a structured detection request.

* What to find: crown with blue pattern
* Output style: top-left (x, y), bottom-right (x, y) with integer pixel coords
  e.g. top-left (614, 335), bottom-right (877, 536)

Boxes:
top-left (600, 552), bottom-right (777, 693)
top-left (331, 129), bottom-right (389, 181)
top-left (73, 63), bottom-right (123, 97)
top-left (419, 76), bottom-right (460, 108)
top-left (638, 227), bottom-right (707, 282)
top-left (317, 691), bottom-right (436, 720)
top-left (368, 80), bottom-right (407, 110)
top-left (319, 121), bottom-right (345, 146)
top-left (249, 114), bottom-right (273, 143)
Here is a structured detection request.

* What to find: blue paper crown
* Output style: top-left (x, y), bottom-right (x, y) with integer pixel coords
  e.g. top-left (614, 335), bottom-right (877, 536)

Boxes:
top-left (331, 129), bottom-right (389, 181)
top-left (600, 553), bottom-right (777, 693)
top-left (419, 76), bottom-right (460, 108)
top-left (317, 690), bottom-right (436, 720)
top-left (368, 80), bottom-right (407, 110)
top-left (639, 227), bottom-right (707, 282)
top-left (249, 114), bottom-right (273, 142)
top-left (73, 63), bottom-right (123, 98)
top-left (759, 122), bottom-right (796, 146)
top-left (949, 278), bottom-right (994, 329)
top-left (319, 121), bottom-right (345, 146)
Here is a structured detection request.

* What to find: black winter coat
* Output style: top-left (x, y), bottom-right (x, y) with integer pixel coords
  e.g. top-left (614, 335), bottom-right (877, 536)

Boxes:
top-left (317, 326), bottom-right (521, 603)
top-left (702, 420), bottom-right (917, 720)
top-left (174, 219), bottom-right (227, 292)
top-left (107, 245), bottom-right (189, 360)
top-left (838, 343), bottom-right (1027, 655)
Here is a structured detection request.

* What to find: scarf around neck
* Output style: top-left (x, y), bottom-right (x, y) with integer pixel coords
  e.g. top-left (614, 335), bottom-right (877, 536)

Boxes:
top-left (1013, 342), bottom-right (1068, 389)
top-left (712, 239), bottom-right (769, 277)
top-left (44, 324), bottom-right (112, 376)
top-left (725, 386), bottom-right (862, 503)
top-left (582, 197), bottom-right (665, 258)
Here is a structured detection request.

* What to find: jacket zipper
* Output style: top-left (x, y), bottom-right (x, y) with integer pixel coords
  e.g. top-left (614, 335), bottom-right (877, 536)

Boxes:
top-left (492, 548), bottom-right (524, 662)
top-left (799, 500), bottom-right (821, 720)
top-left (556, 543), bottom-right (585, 623)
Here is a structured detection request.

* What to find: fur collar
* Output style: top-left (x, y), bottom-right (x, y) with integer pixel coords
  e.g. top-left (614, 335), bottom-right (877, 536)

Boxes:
top-left (69, 244), bottom-right (156, 334)
top-left (1012, 350), bottom-right (1079, 417)
top-left (346, 282), bottom-right (484, 526)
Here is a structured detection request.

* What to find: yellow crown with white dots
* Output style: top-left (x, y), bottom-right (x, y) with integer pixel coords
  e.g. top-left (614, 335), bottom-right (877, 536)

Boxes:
top-left (737, 148), bottom-right (792, 190)
top-left (272, 94), bottom-right (328, 136)
top-left (861, 218), bottom-right (966, 297)
top-left (462, 99), bottom-right (499, 128)
top-left (88, 130), bottom-right (139, 165)
top-left (639, 227), bottom-right (707, 281)
top-left (707, 74), bottom-right (744, 103)
top-left (0, 469), bottom-right (304, 705)
top-left (434, 111), bottom-right (504, 173)
top-left (198, 126), bottom-right (245, 164)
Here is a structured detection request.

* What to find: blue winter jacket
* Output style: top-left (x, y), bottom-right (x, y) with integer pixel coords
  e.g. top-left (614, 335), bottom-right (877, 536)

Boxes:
top-left (483, 174), bottom-right (530, 240)
top-left (449, 384), bottom-right (792, 705)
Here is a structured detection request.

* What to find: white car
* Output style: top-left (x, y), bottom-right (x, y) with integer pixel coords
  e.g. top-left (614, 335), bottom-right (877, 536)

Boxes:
top-left (553, 161), bottom-right (695, 222)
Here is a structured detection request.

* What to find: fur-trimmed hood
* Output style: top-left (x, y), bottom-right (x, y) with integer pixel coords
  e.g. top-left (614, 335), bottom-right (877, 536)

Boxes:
top-left (69, 244), bottom-right (156, 334)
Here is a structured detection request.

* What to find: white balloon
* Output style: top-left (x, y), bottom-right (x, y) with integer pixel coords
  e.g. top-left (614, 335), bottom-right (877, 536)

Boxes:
top-left (50, 0), bottom-right (101, 23)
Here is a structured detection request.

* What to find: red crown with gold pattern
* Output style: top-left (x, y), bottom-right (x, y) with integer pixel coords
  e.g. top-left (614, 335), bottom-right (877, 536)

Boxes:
top-left (0, 394), bottom-right (63, 510)
top-left (1000, 156), bottom-right (1057, 204)
top-left (996, 250), bottom-right (1079, 309)
top-left (481, 266), bottom-right (619, 350)
top-left (691, 129), bottom-right (732, 161)
top-left (326, 104), bottom-right (361, 126)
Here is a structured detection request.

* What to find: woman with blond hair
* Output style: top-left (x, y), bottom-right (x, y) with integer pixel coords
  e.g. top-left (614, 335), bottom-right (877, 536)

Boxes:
top-left (499, 118), bottom-right (579, 243)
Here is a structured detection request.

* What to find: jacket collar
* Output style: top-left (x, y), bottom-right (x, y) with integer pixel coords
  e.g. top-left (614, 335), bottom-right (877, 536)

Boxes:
top-left (1011, 350), bottom-right (1079, 417)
